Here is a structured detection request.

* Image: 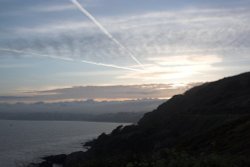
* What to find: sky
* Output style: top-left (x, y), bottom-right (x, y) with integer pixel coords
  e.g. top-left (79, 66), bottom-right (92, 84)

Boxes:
top-left (0, 0), bottom-right (250, 102)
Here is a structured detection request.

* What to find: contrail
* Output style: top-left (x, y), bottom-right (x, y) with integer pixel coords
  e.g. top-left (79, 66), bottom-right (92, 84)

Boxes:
top-left (79, 59), bottom-right (142, 72)
top-left (70, 0), bottom-right (144, 69)
top-left (0, 48), bottom-right (75, 61)
top-left (0, 48), bottom-right (143, 72)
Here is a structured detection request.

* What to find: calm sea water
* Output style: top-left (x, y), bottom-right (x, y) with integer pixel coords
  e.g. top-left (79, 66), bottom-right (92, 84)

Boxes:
top-left (0, 120), bottom-right (123, 167)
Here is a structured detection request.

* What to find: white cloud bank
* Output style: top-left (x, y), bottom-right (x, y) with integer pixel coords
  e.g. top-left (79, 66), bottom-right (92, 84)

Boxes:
top-left (0, 83), bottom-right (201, 103)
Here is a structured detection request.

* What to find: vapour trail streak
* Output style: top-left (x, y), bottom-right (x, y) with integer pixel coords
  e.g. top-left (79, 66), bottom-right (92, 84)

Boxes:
top-left (0, 48), bottom-right (75, 61)
top-left (70, 0), bottom-right (144, 69)
top-left (0, 48), bottom-right (143, 72)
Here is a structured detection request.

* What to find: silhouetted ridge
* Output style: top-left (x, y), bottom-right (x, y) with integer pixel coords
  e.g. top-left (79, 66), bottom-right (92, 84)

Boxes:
top-left (83, 72), bottom-right (250, 156)
top-left (139, 72), bottom-right (250, 128)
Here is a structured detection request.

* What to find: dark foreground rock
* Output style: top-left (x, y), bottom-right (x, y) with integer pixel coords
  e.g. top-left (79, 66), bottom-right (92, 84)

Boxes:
top-left (63, 151), bottom-right (86, 167)
top-left (31, 152), bottom-right (86, 167)
top-left (42, 154), bottom-right (67, 164)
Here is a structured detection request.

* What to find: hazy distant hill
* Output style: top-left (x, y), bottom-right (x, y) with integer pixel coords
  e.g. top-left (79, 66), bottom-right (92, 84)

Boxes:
top-left (0, 99), bottom-right (165, 123)
top-left (33, 72), bottom-right (250, 167)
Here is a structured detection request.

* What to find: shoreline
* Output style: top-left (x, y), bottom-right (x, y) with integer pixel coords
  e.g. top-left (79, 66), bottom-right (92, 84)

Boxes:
top-left (29, 151), bottom-right (86, 167)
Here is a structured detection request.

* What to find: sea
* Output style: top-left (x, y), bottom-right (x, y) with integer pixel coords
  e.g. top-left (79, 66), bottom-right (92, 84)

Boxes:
top-left (0, 120), bottom-right (124, 167)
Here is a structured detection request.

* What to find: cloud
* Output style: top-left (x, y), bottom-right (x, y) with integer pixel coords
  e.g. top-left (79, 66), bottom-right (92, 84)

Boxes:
top-left (0, 2), bottom-right (76, 17)
top-left (117, 54), bottom-right (222, 82)
top-left (14, 21), bottom-right (95, 34)
top-left (0, 83), bottom-right (201, 103)
top-left (118, 65), bottom-right (198, 81)
top-left (148, 55), bottom-right (222, 66)
top-left (6, 6), bottom-right (250, 60)
top-left (34, 4), bottom-right (75, 12)
top-left (1, 5), bottom-right (250, 81)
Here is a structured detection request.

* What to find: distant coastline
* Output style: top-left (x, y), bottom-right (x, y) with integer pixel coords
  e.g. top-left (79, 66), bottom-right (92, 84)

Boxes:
top-left (0, 111), bottom-right (142, 123)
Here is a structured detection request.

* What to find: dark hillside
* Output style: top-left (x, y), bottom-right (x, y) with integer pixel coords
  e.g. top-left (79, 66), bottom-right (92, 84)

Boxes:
top-left (139, 72), bottom-right (250, 128)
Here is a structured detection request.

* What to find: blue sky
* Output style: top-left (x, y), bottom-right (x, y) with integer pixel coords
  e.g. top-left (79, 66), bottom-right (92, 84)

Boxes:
top-left (0, 0), bottom-right (250, 101)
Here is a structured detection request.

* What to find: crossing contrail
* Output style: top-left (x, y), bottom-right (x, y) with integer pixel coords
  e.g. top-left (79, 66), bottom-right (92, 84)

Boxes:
top-left (79, 59), bottom-right (143, 72)
top-left (70, 0), bottom-right (144, 69)
top-left (0, 48), bottom-right (143, 72)
top-left (0, 48), bottom-right (75, 61)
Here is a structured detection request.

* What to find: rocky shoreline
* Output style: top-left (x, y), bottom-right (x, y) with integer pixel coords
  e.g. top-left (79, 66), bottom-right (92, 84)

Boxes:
top-left (28, 151), bottom-right (86, 167)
